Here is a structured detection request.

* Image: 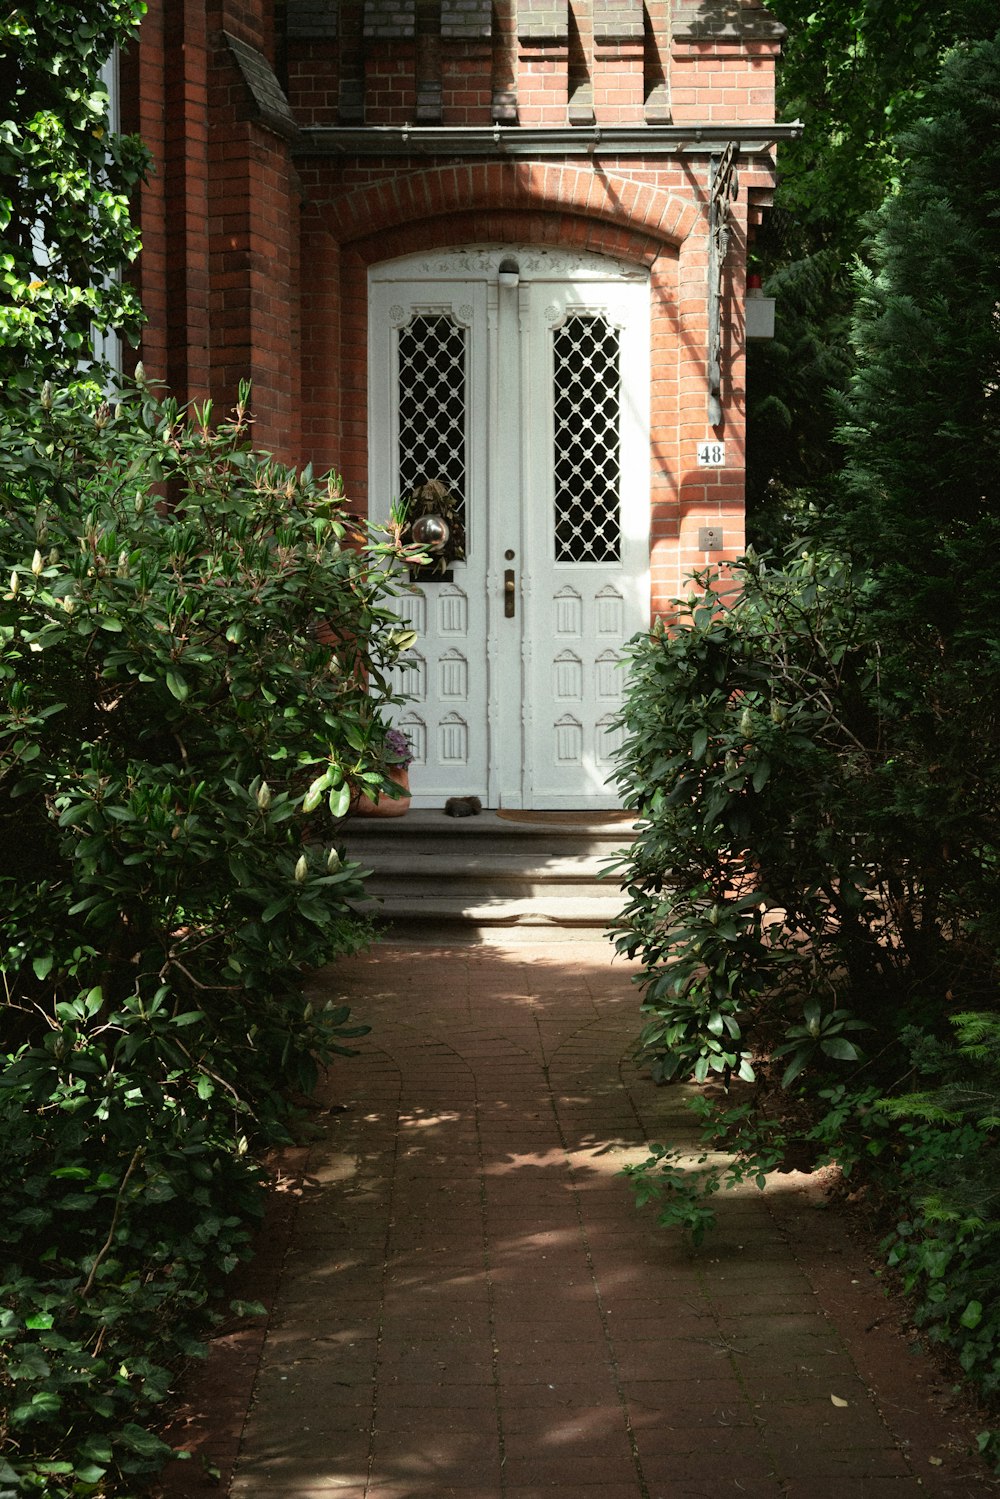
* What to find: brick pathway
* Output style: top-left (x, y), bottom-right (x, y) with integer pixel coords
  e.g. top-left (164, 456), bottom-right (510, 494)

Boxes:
top-left (208, 939), bottom-right (994, 1498)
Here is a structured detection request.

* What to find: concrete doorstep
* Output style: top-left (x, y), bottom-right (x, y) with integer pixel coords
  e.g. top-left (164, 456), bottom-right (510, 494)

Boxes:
top-left (342, 809), bottom-right (636, 940)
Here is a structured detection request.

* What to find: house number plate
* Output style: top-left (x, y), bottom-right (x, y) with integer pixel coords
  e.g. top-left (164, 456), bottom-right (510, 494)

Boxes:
top-left (696, 440), bottom-right (726, 467)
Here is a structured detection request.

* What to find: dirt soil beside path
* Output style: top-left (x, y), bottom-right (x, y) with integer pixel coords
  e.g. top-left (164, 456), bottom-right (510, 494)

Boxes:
top-left (150, 940), bottom-right (999, 1499)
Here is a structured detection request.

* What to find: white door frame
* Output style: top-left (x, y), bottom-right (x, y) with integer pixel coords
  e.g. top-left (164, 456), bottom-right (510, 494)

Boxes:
top-left (369, 246), bottom-right (650, 809)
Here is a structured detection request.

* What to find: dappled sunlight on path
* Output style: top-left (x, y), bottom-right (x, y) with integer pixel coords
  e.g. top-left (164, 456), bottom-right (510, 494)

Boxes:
top-left (214, 940), bottom-right (993, 1499)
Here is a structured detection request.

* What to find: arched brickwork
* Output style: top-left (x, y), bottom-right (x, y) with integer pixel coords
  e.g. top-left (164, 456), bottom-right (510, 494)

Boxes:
top-left (318, 161), bottom-right (699, 252)
top-left (297, 155), bottom-right (746, 621)
top-left (299, 179), bottom-right (693, 503)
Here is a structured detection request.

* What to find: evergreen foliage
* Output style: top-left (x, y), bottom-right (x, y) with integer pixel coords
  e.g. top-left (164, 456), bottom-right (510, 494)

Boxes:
top-left (839, 33), bottom-right (1000, 603)
top-left (0, 381), bottom-right (417, 1495)
top-left (746, 2), bottom-right (998, 538)
top-left (0, 2), bottom-right (149, 396)
top-left (614, 31), bottom-right (1000, 1432)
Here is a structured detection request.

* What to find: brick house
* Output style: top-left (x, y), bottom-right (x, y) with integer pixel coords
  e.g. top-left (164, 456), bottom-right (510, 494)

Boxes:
top-left (122, 0), bottom-right (793, 809)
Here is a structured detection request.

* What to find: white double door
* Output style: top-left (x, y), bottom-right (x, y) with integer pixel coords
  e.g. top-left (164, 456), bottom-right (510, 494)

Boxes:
top-left (368, 247), bottom-right (649, 809)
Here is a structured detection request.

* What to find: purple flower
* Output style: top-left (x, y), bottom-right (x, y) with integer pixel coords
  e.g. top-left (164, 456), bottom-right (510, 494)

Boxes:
top-left (385, 727), bottom-right (413, 767)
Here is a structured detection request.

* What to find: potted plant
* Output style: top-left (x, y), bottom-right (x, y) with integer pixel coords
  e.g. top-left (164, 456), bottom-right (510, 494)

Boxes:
top-left (354, 727), bottom-right (413, 817)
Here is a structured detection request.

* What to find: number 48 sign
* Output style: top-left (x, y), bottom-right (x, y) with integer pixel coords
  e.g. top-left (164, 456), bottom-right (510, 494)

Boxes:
top-left (696, 440), bottom-right (726, 467)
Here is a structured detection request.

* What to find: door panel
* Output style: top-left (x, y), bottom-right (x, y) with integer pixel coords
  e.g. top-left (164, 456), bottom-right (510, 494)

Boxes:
top-left (369, 250), bottom-right (649, 809)
top-left (521, 281), bottom-right (649, 806)
top-left (369, 280), bottom-right (489, 803)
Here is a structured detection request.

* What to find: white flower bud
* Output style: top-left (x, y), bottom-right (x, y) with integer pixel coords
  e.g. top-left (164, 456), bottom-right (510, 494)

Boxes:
top-left (31, 550), bottom-right (43, 576)
top-left (327, 848), bottom-right (341, 873)
top-left (40, 381), bottom-right (53, 412)
top-left (9, 570), bottom-right (19, 596)
top-left (256, 782), bottom-right (271, 811)
top-left (294, 854), bottom-right (308, 884)
top-left (134, 492), bottom-right (145, 516)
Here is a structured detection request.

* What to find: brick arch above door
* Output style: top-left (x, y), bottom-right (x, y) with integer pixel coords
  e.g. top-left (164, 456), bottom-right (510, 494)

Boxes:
top-left (322, 162), bottom-right (699, 252)
top-left (299, 206), bottom-right (681, 490)
top-left (346, 208), bottom-right (670, 273)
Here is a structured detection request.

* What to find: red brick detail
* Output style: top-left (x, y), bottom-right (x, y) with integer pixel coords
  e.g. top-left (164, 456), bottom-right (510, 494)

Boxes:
top-left (669, 38), bottom-right (781, 126)
top-left (364, 41), bottom-right (418, 123)
top-left (593, 40), bottom-right (644, 123)
top-left (440, 45), bottom-right (493, 122)
top-left (323, 163), bottom-right (698, 250)
top-left (517, 42), bottom-right (570, 125)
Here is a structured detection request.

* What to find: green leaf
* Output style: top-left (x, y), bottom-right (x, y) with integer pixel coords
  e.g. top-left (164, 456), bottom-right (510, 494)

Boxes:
top-left (229, 1299), bottom-right (266, 1319)
top-left (57, 799), bottom-right (93, 827)
top-left (328, 781), bottom-right (351, 818)
top-left (781, 1051), bottom-right (809, 1089)
top-left (116, 1422), bottom-right (171, 1458)
top-left (960, 1300), bottom-right (983, 1330)
top-left (11, 1390), bottom-right (62, 1422)
top-left (75, 1463), bottom-right (109, 1484)
top-left (751, 755), bottom-right (771, 793)
top-left (820, 1037), bottom-right (860, 1062)
top-left (302, 773), bottom-right (329, 813)
top-left (32, 954), bottom-right (54, 980)
top-left (165, 670), bottom-right (189, 702)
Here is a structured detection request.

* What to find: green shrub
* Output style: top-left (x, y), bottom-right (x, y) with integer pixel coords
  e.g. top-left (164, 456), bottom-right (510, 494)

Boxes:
top-left (0, 3), bottom-right (149, 395)
top-left (614, 549), bottom-right (905, 1085)
top-left (0, 380), bottom-right (415, 1494)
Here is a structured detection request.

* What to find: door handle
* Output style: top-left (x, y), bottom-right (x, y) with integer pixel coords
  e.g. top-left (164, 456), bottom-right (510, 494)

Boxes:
top-left (504, 568), bottom-right (516, 619)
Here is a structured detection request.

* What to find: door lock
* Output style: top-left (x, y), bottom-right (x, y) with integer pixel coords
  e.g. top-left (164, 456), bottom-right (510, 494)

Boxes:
top-left (504, 568), bottom-right (516, 619)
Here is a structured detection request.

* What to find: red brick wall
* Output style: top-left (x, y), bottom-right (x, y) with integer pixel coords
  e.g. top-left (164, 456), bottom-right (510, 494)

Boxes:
top-left (671, 37), bottom-right (779, 125)
top-left (125, 0), bottom-right (781, 613)
top-left (124, 0), bottom-right (301, 459)
top-left (294, 152), bottom-right (754, 618)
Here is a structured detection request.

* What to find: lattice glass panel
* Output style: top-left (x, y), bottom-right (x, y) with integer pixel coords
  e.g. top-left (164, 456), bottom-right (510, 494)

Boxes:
top-left (397, 314), bottom-right (467, 525)
top-left (552, 314), bottom-right (621, 563)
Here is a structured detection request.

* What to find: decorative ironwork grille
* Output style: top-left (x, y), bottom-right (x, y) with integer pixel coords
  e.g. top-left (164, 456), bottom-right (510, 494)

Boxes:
top-left (552, 314), bottom-right (621, 563)
top-left (397, 314), bottom-right (467, 527)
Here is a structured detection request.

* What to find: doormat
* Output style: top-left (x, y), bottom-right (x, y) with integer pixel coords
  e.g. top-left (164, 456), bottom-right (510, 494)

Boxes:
top-left (495, 809), bottom-right (635, 826)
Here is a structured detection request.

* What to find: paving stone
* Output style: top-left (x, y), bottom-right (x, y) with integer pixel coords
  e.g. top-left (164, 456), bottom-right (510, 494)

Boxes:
top-left (213, 940), bottom-right (995, 1499)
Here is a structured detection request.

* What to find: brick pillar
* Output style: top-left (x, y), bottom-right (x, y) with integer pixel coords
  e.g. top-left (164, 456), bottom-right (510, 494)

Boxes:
top-left (441, 0), bottom-right (493, 123)
top-left (364, 0), bottom-right (417, 122)
top-left (129, 0), bottom-right (213, 403)
top-left (517, 0), bottom-right (569, 125)
top-left (592, 0), bottom-right (644, 124)
top-left (208, 28), bottom-right (302, 458)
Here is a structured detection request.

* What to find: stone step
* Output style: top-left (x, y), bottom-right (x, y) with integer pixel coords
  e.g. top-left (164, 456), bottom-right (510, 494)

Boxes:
top-left (363, 851), bottom-right (616, 884)
top-left (372, 894), bottom-right (625, 926)
top-left (342, 808), bottom-right (636, 933)
top-left (344, 809), bottom-right (635, 849)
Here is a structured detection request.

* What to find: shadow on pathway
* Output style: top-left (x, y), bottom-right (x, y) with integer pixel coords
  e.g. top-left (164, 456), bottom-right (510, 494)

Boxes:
top-left (155, 939), bottom-right (997, 1499)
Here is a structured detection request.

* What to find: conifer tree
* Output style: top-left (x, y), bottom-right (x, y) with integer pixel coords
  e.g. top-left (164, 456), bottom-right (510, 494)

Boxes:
top-left (839, 30), bottom-right (1000, 636)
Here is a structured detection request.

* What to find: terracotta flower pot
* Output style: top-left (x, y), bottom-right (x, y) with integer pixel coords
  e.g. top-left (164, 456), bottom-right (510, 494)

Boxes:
top-left (353, 764), bottom-right (411, 817)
